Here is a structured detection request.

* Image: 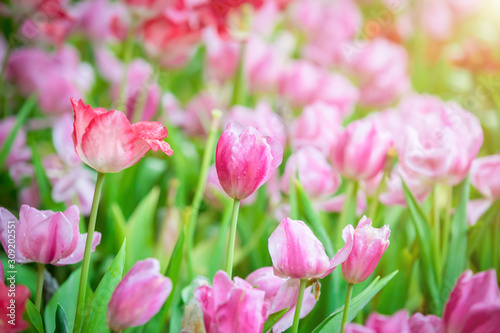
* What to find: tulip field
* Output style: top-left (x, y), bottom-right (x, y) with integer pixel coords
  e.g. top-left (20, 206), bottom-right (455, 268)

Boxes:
top-left (1, 0), bottom-right (500, 332)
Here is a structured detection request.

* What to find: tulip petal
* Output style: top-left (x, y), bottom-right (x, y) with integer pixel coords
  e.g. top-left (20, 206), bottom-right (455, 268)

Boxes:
top-left (55, 232), bottom-right (101, 266)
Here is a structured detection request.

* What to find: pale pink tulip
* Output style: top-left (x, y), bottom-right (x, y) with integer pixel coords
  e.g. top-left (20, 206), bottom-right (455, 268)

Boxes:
top-left (215, 122), bottom-right (283, 200)
top-left (0, 117), bottom-right (31, 168)
top-left (470, 155), bottom-right (500, 199)
top-left (195, 270), bottom-right (267, 333)
top-left (71, 98), bottom-right (173, 173)
top-left (466, 199), bottom-right (492, 226)
top-left (318, 191), bottom-right (367, 215)
top-left (107, 258), bottom-right (172, 331)
top-left (269, 217), bottom-right (354, 280)
top-left (0, 205), bottom-right (101, 265)
top-left (379, 165), bottom-right (432, 207)
top-left (342, 216), bottom-right (390, 284)
top-left (442, 269), bottom-right (500, 333)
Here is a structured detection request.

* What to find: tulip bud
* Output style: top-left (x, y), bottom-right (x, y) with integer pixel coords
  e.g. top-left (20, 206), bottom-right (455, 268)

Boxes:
top-left (0, 205), bottom-right (101, 265)
top-left (342, 216), bottom-right (390, 284)
top-left (71, 98), bottom-right (173, 174)
top-left (268, 217), bottom-right (354, 280)
top-left (107, 258), bottom-right (172, 331)
top-left (215, 121), bottom-right (283, 200)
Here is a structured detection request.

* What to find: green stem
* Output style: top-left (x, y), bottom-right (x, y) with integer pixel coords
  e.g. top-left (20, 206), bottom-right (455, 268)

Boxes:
top-left (186, 110), bottom-right (222, 279)
top-left (73, 172), bottom-right (105, 333)
top-left (367, 171), bottom-right (387, 222)
top-left (230, 42), bottom-right (247, 106)
top-left (291, 279), bottom-right (307, 333)
top-left (340, 283), bottom-right (354, 333)
top-left (440, 186), bottom-right (453, 266)
top-left (35, 263), bottom-right (44, 311)
top-left (225, 199), bottom-right (241, 279)
top-left (337, 181), bottom-right (358, 247)
top-left (431, 186), bottom-right (441, 285)
top-left (492, 213), bottom-right (499, 271)
top-left (117, 22), bottom-right (136, 112)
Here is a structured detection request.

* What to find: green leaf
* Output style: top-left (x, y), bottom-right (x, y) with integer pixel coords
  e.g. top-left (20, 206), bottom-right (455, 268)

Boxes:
top-left (0, 95), bottom-right (36, 167)
top-left (263, 308), bottom-right (289, 333)
top-left (443, 178), bottom-right (469, 298)
top-left (144, 228), bottom-right (185, 332)
top-left (55, 304), bottom-right (69, 333)
top-left (312, 271), bottom-right (398, 333)
top-left (81, 239), bottom-right (127, 333)
top-left (296, 181), bottom-right (334, 257)
top-left (26, 299), bottom-right (44, 333)
top-left (289, 172), bottom-right (298, 220)
top-left (125, 187), bottom-right (160, 270)
top-left (402, 181), bottom-right (441, 313)
top-left (468, 200), bottom-right (500, 256)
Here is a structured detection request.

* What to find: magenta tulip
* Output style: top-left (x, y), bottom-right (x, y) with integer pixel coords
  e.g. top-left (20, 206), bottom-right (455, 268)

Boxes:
top-left (269, 217), bottom-right (354, 280)
top-left (0, 205), bottom-right (101, 265)
top-left (215, 121), bottom-right (283, 200)
top-left (195, 270), bottom-right (267, 333)
top-left (442, 269), bottom-right (500, 333)
top-left (408, 313), bottom-right (442, 333)
top-left (71, 98), bottom-right (173, 174)
top-left (107, 258), bottom-right (172, 331)
top-left (342, 216), bottom-right (390, 284)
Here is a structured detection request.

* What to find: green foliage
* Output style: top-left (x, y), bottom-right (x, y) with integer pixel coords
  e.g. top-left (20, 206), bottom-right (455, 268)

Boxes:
top-left (26, 299), bottom-right (44, 333)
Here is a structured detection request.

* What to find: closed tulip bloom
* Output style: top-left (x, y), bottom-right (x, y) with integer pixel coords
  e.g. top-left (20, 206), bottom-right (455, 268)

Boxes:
top-left (269, 217), bottom-right (354, 280)
top-left (195, 270), bottom-right (267, 333)
top-left (216, 122), bottom-right (283, 200)
top-left (330, 119), bottom-right (392, 181)
top-left (0, 205), bottom-right (101, 265)
top-left (342, 216), bottom-right (390, 284)
top-left (442, 269), bottom-right (500, 333)
top-left (107, 258), bottom-right (172, 331)
top-left (470, 155), bottom-right (500, 199)
top-left (408, 313), bottom-right (442, 333)
top-left (346, 310), bottom-right (410, 333)
top-left (71, 98), bottom-right (173, 173)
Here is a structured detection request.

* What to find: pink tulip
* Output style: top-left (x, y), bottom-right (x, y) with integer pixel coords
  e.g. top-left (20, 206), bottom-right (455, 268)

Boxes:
top-left (215, 122), bottom-right (283, 200)
top-left (280, 147), bottom-right (341, 199)
top-left (342, 216), bottom-right (390, 284)
top-left (0, 117), bottom-right (31, 168)
top-left (107, 258), bottom-right (172, 331)
top-left (0, 262), bottom-right (31, 333)
top-left (318, 191), bottom-right (367, 215)
top-left (228, 102), bottom-right (287, 147)
top-left (269, 217), bottom-right (354, 280)
top-left (0, 205), bottom-right (101, 265)
top-left (205, 165), bottom-right (257, 208)
top-left (470, 155), bottom-right (500, 199)
top-left (195, 270), bottom-right (267, 333)
top-left (379, 165), bottom-right (432, 207)
top-left (442, 269), bottom-right (500, 333)
top-left (345, 38), bottom-right (410, 107)
top-left (466, 199), bottom-right (492, 226)
top-left (346, 310), bottom-right (410, 333)
top-left (290, 102), bottom-right (343, 155)
top-left (408, 313), bottom-right (443, 333)
top-left (246, 267), bottom-right (317, 333)
top-left (71, 98), bottom-right (173, 173)
top-left (330, 119), bottom-right (393, 181)
top-left (203, 27), bottom-right (239, 82)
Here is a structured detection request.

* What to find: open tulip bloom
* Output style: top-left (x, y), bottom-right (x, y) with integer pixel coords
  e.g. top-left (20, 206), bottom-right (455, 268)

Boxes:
top-left (2, 0), bottom-right (500, 332)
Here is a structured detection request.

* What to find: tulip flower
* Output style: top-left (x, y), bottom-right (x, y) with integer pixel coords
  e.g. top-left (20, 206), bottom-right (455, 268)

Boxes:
top-left (0, 261), bottom-right (31, 333)
top-left (470, 155), bottom-right (500, 199)
top-left (107, 258), bottom-right (172, 331)
top-left (342, 216), bottom-right (390, 284)
top-left (442, 269), bottom-right (500, 332)
top-left (71, 98), bottom-right (173, 174)
top-left (195, 270), bottom-right (267, 333)
top-left (408, 313), bottom-right (443, 333)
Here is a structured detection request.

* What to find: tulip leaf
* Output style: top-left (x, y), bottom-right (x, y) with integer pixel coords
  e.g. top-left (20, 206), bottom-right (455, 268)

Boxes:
top-left (55, 304), bottom-right (69, 333)
top-left (44, 268), bottom-right (92, 333)
top-left (208, 198), bottom-right (233, 278)
top-left (468, 199), bottom-right (500, 256)
top-left (262, 307), bottom-right (289, 333)
top-left (0, 95), bottom-right (36, 167)
top-left (143, 228), bottom-right (185, 332)
top-left (26, 299), bottom-right (44, 333)
top-left (312, 270), bottom-right (398, 333)
top-left (401, 180), bottom-right (441, 313)
top-left (295, 181), bottom-right (335, 257)
top-left (81, 239), bottom-right (127, 333)
top-left (125, 187), bottom-right (160, 270)
top-left (442, 178), bottom-right (469, 299)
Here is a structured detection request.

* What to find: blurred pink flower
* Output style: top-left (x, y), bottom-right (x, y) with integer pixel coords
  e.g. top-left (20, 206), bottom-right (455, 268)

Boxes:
top-left (290, 102), bottom-right (343, 155)
top-left (0, 262), bottom-right (31, 333)
top-left (268, 217), bottom-right (354, 280)
top-left (0, 117), bottom-right (31, 168)
top-left (71, 98), bottom-right (173, 173)
top-left (442, 269), bottom-right (500, 333)
top-left (330, 119), bottom-right (393, 181)
top-left (203, 27), bottom-right (239, 82)
top-left (228, 101), bottom-right (287, 147)
top-left (195, 270), bottom-right (267, 333)
top-left (346, 310), bottom-right (442, 333)
top-left (247, 267), bottom-right (317, 333)
top-left (215, 122), bottom-right (283, 200)
top-left (345, 38), bottom-right (410, 107)
top-left (379, 165), bottom-right (432, 207)
top-left (470, 155), bottom-right (500, 199)
top-left (408, 313), bottom-right (443, 333)
top-left (107, 258), bottom-right (172, 331)
top-left (341, 216), bottom-right (390, 284)
top-left (280, 147), bottom-right (341, 199)
top-left (318, 191), bottom-right (367, 215)
top-left (0, 205), bottom-right (101, 265)
top-left (466, 199), bottom-right (492, 226)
